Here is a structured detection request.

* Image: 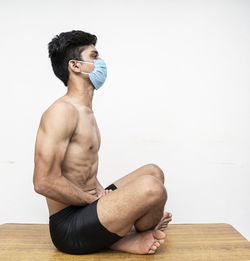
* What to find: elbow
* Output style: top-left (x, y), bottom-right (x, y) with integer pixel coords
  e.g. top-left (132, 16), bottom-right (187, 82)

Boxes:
top-left (34, 181), bottom-right (47, 195)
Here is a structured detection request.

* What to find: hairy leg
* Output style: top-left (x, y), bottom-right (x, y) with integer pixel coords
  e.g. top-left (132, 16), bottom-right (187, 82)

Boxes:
top-left (134, 191), bottom-right (167, 232)
top-left (97, 175), bottom-right (168, 254)
top-left (112, 163), bottom-right (165, 188)
top-left (97, 175), bottom-right (167, 237)
top-left (111, 163), bottom-right (167, 232)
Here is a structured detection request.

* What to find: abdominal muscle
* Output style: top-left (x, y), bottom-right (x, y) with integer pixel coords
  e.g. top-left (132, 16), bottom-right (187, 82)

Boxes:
top-left (46, 167), bottom-right (98, 217)
top-left (46, 146), bottom-right (100, 217)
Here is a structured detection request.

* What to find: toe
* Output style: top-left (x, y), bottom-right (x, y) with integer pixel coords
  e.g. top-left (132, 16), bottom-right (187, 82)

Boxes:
top-left (154, 241), bottom-right (160, 247)
top-left (167, 213), bottom-right (172, 219)
top-left (148, 249), bottom-right (155, 254)
top-left (153, 230), bottom-right (166, 239)
top-left (158, 239), bottom-right (165, 244)
top-left (151, 245), bottom-right (157, 251)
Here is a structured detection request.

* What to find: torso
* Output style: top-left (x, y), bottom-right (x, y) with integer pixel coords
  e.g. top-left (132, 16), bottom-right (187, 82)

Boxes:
top-left (46, 96), bottom-right (101, 217)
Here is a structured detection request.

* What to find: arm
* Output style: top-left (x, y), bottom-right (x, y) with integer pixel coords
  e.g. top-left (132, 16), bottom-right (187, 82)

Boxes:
top-left (33, 102), bottom-right (98, 206)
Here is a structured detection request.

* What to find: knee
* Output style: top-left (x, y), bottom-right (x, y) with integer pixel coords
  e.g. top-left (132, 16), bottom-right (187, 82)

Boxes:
top-left (146, 163), bottom-right (165, 184)
top-left (137, 175), bottom-right (167, 203)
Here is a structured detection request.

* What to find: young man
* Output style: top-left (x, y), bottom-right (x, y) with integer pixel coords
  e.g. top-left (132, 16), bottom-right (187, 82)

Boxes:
top-left (33, 30), bottom-right (172, 255)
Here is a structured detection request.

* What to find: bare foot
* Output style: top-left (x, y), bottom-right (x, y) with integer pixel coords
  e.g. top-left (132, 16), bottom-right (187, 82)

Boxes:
top-left (110, 229), bottom-right (165, 255)
top-left (154, 211), bottom-right (172, 232)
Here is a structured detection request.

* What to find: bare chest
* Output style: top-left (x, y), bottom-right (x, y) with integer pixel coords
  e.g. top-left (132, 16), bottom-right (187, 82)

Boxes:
top-left (71, 110), bottom-right (101, 153)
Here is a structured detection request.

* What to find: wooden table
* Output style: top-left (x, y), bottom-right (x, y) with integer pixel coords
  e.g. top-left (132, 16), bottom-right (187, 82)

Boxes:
top-left (0, 223), bottom-right (250, 260)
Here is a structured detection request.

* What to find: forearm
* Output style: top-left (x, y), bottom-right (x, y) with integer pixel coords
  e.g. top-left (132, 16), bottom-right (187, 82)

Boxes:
top-left (36, 175), bottom-right (94, 206)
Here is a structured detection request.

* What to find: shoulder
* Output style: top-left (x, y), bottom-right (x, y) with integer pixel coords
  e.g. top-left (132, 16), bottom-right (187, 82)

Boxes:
top-left (44, 100), bottom-right (78, 118)
top-left (40, 100), bottom-right (79, 130)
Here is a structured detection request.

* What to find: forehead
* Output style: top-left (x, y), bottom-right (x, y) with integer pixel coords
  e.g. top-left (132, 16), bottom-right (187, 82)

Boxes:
top-left (80, 44), bottom-right (98, 56)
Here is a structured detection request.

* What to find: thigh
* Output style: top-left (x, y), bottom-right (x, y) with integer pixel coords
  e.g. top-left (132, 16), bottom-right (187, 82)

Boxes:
top-left (97, 175), bottom-right (165, 237)
top-left (112, 164), bottom-right (156, 188)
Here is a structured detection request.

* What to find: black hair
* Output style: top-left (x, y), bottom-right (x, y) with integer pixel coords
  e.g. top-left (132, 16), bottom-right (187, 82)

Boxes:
top-left (48, 30), bottom-right (97, 87)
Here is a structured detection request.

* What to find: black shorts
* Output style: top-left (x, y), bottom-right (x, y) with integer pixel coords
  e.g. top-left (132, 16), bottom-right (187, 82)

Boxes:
top-left (49, 183), bottom-right (123, 254)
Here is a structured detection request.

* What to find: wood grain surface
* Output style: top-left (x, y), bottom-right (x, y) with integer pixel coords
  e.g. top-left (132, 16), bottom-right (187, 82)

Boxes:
top-left (0, 223), bottom-right (250, 261)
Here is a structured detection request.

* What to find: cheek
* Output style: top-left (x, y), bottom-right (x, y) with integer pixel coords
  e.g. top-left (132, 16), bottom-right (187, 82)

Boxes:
top-left (89, 63), bottom-right (95, 72)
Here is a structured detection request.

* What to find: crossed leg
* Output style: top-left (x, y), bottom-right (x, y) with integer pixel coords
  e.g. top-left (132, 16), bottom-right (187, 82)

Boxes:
top-left (112, 164), bottom-right (168, 232)
top-left (113, 163), bottom-right (165, 187)
top-left (96, 164), bottom-right (172, 254)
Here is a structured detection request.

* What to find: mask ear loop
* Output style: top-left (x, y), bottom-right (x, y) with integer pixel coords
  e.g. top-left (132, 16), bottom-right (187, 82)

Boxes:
top-left (78, 61), bottom-right (94, 65)
top-left (73, 60), bottom-right (94, 75)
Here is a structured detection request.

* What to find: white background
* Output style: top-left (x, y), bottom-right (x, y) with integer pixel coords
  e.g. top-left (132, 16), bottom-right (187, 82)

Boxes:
top-left (0, 0), bottom-right (249, 241)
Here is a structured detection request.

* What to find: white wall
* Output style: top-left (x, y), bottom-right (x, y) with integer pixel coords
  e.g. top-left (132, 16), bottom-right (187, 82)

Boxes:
top-left (0, 0), bottom-right (249, 241)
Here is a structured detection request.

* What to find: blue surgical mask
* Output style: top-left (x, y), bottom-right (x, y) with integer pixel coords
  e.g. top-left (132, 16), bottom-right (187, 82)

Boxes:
top-left (77, 59), bottom-right (107, 90)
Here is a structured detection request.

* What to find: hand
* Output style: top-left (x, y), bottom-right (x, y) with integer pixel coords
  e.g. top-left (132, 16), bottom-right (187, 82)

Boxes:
top-left (86, 193), bottom-right (99, 204)
top-left (97, 189), bottom-right (113, 199)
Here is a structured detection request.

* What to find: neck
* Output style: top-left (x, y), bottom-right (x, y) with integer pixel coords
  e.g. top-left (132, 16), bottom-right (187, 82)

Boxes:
top-left (65, 78), bottom-right (94, 110)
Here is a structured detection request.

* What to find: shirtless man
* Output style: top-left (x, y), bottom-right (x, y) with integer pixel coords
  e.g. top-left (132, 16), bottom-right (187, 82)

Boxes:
top-left (33, 30), bottom-right (172, 255)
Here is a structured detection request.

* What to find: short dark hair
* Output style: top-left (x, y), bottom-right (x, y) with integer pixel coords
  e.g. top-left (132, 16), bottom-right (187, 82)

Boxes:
top-left (48, 30), bottom-right (97, 87)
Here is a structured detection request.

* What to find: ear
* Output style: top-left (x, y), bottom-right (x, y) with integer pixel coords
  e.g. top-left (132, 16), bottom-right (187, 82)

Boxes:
top-left (68, 60), bottom-right (81, 73)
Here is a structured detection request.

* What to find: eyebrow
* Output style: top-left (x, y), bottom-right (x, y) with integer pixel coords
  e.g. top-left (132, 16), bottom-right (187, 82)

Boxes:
top-left (91, 50), bottom-right (99, 56)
